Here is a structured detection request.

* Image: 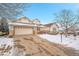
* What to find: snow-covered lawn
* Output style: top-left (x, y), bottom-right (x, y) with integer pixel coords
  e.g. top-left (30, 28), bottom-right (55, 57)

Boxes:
top-left (0, 37), bottom-right (14, 56)
top-left (38, 34), bottom-right (79, 50)
top-left (0, 37), bottom-right (13, 46)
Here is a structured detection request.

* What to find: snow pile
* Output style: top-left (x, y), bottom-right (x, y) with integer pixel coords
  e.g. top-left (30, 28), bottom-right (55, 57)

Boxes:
top-left (0, 37), bottom-right (14, 56)
top-left (38, 34), bottom-right (79, 50)
top-left (0, 37), bottom-right (13, 46)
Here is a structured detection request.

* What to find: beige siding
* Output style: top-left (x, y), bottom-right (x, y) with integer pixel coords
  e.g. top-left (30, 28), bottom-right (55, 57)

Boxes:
top-left (49, 24), bottom-right (58, 32)
top-left (9, 30), bottom-right (14, 36)
top-left (14, 27), bottom-right (33, 35)
top-left (17, 17), bottom-right (31, 23)
top-left (40, 26), bottom-right (50, 31)
top-left (9, 25), bottom-right (14, 36)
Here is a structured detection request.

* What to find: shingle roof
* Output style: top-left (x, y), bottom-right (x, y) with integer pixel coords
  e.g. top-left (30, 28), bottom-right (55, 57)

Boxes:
top-left (44, 23), bottom-right (59, 28)
top-left (15, 16), bottom-right (32, 23)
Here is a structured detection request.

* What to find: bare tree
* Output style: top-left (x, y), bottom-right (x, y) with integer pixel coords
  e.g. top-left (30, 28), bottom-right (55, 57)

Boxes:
top-left (0, 3), bottom-right (30, 35)
top-left (54, 9), bottom-right (78, 37)
top-left (0, 3), bottom-right (30, 20)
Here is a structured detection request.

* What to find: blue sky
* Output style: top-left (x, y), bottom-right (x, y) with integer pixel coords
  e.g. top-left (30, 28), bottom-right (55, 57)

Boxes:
top-left (21, 3), bottom-right (79, 24)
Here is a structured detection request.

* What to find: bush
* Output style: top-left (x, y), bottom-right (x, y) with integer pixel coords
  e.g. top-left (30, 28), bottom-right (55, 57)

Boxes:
top-left (38, 30), bottom-right (48, 34)
top-left (0, 31), bottom-right (3, 36)
top-left (48, 31), bottom-right (58, 35)
top-left (8, 35), bottom-right (13, 38)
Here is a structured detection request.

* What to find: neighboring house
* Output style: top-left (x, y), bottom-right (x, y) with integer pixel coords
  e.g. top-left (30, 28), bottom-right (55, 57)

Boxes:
top-left (40, 23), bottom-right (59, 33)
top-left (75, 29), bottom-right (79, 35)
top-left (68, 25), bottom-right (79, 35)
top-left (75, 25), bottom-right (79, 35)
top-left (8, 17), bottom-right (44, 36)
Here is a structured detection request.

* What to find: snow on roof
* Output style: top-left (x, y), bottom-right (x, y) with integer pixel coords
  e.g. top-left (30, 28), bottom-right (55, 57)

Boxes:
top-left (44, 22), bottom-right (62, 28)
top-left (8, 22), bottom-right (45, 27)
top-left (56, 23), bottom-right (62, 27)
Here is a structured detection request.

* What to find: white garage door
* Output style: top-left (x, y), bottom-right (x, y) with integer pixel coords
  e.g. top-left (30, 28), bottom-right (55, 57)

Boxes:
top-left (15, 27), bottom-right (33, 35)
